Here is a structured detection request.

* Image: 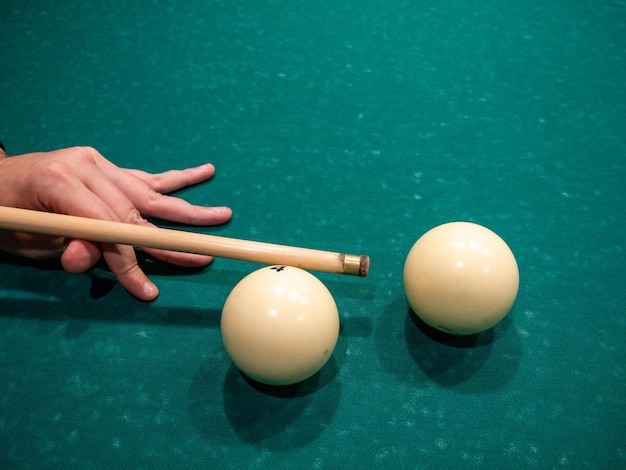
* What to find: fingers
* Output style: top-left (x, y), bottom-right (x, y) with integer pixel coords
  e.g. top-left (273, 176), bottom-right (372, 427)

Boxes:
top-left (140, 247), bottom-right (214, 268)
top-left (63, 237), bottom-right (159, 301)
top-left (101, 243), bottom-right (158, 301)
top-left (126, 163), bottom-right (217, 193)
top-left (90, 155), bottom-right (233, 264)
top-left (103, 162), bottom-right (233, 226)
top-left (140, 192), bottom-right (233, 226)
top-left (61, 239), bottom-right (102, 273)
top-left (52, 187), bottom-right (158, 300)
top-left (73, 152), bottom-right (230, 295)
top-left (72, 184), bottom-right (160, 299)
top-left (77, 172), bottom-right (225, 267)
top-left (60, 151), bottom-right (227, 294)
top-left (32, 150), bottom-right (157, 299)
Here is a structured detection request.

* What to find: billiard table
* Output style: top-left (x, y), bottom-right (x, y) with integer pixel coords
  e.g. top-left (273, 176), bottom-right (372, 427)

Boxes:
top-left (0, 1), bottom-right (624, 468)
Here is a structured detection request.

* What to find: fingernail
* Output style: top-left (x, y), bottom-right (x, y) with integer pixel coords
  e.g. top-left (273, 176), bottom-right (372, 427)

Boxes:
top-left (215, 206), bottom-right (230, 215)
top-left (143, 281), bottom-right (158, 299)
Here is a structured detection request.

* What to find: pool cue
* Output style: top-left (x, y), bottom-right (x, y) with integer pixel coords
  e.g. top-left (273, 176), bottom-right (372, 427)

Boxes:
top-left (0, 206), bottom-right (370, 277)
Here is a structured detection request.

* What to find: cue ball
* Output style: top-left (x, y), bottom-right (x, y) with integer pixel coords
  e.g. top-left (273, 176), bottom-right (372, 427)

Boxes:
top-left (220, 266), bottom-right (339, 386)
top-left (404, 222), bottom-right (519, 335)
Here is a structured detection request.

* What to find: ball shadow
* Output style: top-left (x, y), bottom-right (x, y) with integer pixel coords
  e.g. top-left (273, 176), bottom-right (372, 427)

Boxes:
top-left (188, 336), bottom-right (344, 452)
top-left (224, 354), bottom-right (340, 451)
top-left (188, 355), bottom-right (236, 443)
top-left (377, 295), bottom-right (521, 393)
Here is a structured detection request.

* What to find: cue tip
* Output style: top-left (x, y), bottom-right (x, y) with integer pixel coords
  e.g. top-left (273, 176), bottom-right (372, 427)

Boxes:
top-left (359, 255), bottom-right (370, 277)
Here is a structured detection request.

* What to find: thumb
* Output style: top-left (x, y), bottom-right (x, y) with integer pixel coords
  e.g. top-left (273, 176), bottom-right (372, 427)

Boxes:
top-left (61, 239), bottom-right (102, 273)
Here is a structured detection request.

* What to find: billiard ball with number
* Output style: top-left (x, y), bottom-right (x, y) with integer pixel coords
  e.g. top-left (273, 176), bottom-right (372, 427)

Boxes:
top-left (221, 265), bottom-right (340, 385)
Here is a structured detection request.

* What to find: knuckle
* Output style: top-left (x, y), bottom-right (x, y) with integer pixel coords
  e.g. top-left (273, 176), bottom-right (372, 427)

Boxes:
top-left (146, 187), bottom-right (161, 202)
top-left (146, 173), bottom-right (161, 190)
top-left (117, 261), bottom-right (141, 279)
top-left (69, 146), bottom-right (99, 165)
top-left (142, 188), bottom-right (162, 211)
top-left (126, 208), bottom-right (147, 225)
top-left (34, 146), bottom-right (98, 178)
top-left (31, 159), bottom-right (72, 185)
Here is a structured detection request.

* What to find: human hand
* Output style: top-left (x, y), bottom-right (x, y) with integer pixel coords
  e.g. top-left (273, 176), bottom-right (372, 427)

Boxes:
top-left (0, 145), bottom-right (232, 300)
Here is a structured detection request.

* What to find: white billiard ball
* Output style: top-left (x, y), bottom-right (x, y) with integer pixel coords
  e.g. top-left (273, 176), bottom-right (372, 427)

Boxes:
top-left (404, 222), bottom-right (519, 335)
top-left (221, 266), bottom-right (339, 385)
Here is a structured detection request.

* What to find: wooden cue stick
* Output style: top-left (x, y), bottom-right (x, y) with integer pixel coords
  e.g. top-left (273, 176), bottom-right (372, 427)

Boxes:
top-left (0, 206), bottom-right (370, 277)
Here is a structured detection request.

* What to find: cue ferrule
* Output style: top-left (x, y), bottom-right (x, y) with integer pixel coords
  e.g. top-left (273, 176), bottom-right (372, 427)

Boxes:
top-left (342, 254), bottom-right (370, 277)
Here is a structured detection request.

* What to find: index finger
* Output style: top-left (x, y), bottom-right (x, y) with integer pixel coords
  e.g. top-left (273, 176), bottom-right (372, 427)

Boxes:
top-left (124, 163), bottom-right (217, 194)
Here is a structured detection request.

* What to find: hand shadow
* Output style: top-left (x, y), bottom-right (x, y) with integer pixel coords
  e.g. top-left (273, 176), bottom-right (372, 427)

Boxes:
top-left (0, 250), bottom-right (222, 338)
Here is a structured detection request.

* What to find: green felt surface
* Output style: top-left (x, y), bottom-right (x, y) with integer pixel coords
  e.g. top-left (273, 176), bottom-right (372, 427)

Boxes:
top-left (1, 1), bottom-right (625, 468)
